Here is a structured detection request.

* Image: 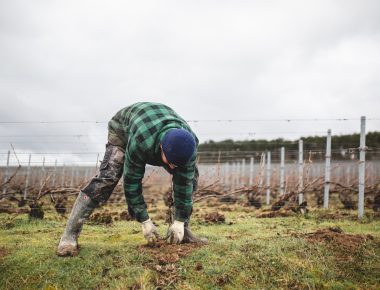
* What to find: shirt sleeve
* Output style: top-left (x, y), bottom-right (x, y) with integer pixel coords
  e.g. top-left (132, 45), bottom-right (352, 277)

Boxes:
top-left (123, 149), bottom-right (148, 222)
top-left (172, 156), bottom-right (196, 222)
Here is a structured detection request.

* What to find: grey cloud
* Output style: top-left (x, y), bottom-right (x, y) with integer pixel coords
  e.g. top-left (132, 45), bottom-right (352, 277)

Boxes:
top-left (0, 0), bottom-right (379, 164)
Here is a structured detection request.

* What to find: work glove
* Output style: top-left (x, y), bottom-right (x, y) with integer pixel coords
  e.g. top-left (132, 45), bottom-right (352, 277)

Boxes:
top-left (141, 219), bottom-right (160, 244)
top-left (166, 220), bottom-right (185, 244)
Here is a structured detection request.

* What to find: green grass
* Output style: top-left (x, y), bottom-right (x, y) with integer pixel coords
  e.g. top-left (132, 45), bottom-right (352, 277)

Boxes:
top-left (0, 206), bottom-right (379, 290)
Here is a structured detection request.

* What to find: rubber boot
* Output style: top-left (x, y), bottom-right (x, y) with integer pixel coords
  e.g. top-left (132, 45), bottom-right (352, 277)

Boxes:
top-left (182, 221), bottom-right (208, 244)
top-left (57, 191), bottom-right (98, 257)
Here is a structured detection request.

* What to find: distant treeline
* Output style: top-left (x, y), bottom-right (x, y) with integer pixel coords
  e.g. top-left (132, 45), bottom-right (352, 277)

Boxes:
top-left (197, 131), bottom-right (380, 162)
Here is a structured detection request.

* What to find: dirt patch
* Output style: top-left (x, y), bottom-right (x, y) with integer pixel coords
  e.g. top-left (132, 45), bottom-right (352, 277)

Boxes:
top-left (194, 262), bottom-right (203, 271)
top-left (203, 212), bottom-right (225, 224)
top-left (256, 210), bottom-right (295, 218)
top-left (0, 246), bottom-right (9, 260)
top-left (0, 220), bottom-right (15, 229)
top-left (316, 212), bottom-right (344, 220)
top-left (89, 212), bottom-right (113, 225)
top-left (0, 207), bottom-right (29, 214)
top-left (300, 227), bottom-right (375, 260)
top-left (215, 273), bottom-right (232, 286)
top-left (140, 239), bottom-right (204, 288)
top-left (315, 211), bottom-right (353, 221)
top-left (373, 211), bottom-right (380, 219)
top-left (118, 210), bottom-right (133, 221)
top-left (140, 239), bottom-right (202, 265)
top-left (153, 263), bottom-right (179, 288)
top-left (217, 205), bottom-right (235, 212)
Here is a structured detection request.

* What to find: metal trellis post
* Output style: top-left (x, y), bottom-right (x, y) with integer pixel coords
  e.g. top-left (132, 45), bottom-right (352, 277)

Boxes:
top-left (249, 157), bottom-right (254, 187)
top-left (358, 116), bottom-right (366, 219)
top-left (61, 164), bottom-right (66, 187)
top-left (258, 153), bottom-right (265, 195)
top-left (70, 165), bottom-right (75, 188)
top-left (280, 147), bottom-right (285, 196)
top-left (40, 156), bottom-right (46, 188)
top-left (24, 154), bottom-right (32, 200)
top-left (2, 150), bottom-right (10, 194)
top-left (225, 162), bottom-right (230, 190)
top-left (53, 159), bottom-right (57, 187)
top-left (75, 165), bottom-right (79, 187)
top-left (298, 140), bottom-right (304, 204)
top-left (85, 168), bottom-right (89, 183)
top-left (242, 158), bottom-right (246, 186)
top-left (236, 162), bottom-right (241, 188)
top-left (346, 166), bottom-right (351, 186)
top-left (95, 153), bottom-right (100, 174)
top-left (324, 129), bottom-right (332, 209)
top-left (266, 151), bottom-right (271, 205)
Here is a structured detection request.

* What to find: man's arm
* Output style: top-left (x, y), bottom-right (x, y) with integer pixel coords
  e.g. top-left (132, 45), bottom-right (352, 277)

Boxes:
top-left (123, 152), bottom-right (148, 222)
top-left (172, 158), bottom-right (196, 222)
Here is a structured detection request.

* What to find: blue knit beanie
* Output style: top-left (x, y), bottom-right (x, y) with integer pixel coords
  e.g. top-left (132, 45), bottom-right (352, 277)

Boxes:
top-left (161, 128), bottom-right (196, 166)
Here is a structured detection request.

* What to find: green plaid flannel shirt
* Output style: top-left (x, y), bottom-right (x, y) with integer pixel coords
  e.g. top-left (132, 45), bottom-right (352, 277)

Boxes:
top-left (108, 102), bottom-right (198, 222)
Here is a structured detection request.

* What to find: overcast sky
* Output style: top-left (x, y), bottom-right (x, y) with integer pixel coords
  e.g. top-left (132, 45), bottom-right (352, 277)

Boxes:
top-left (0, 0), bottom-right (379, 165)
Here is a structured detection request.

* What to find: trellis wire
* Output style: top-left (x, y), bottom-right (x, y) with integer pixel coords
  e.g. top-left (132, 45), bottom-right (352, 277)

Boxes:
top-left (0, 117), bottom-right (378, 220)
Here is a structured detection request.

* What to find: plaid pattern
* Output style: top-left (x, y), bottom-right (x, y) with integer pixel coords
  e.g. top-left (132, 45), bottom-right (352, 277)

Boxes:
top-left (108, 102), bottom-right (198, 222)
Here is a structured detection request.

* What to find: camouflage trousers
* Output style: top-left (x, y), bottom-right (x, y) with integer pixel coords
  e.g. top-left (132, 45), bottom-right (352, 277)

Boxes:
top-left (81, 143), bottom-right (125, 203)
top-left (81, 143), bottom-right (199, 206)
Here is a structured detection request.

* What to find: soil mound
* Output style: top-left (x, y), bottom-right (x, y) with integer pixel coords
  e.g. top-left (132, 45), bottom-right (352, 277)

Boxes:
top-left (302, 227), bottom-right (374, 253)
top-left (140, 239), bottom-right (204, 288)
top-left (140, 239), bottom-right (202, 265)
top-left (256, 210), bottom-right (294, 218)
top-left (0, 246), bottom-right (8, 259)
top-left (119, 210), bottom-right (133, 221)
top-left (203, 212), bottom-right (225, 224)
top-left (89, 212), bottom-right (113, 225)
top-left (315, 211), bottom-right (354, 220)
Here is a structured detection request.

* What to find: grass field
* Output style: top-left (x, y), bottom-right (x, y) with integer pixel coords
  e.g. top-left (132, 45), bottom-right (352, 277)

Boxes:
top-left (0, 204), bottom-right (379, 290)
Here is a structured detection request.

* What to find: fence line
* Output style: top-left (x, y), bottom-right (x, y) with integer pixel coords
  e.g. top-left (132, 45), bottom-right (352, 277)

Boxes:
top-left (0, 117), bottom-right (379, 219)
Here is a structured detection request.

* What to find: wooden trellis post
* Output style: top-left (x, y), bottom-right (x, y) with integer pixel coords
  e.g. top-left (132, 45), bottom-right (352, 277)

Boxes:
top-left (258, 153), bottom-right (265, 194)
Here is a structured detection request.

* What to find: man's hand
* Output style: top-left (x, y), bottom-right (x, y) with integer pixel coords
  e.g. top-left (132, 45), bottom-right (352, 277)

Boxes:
top-left (141, 219), bottom-right (160, 244)
top-left (166, 220), bottom-right (185, 244)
